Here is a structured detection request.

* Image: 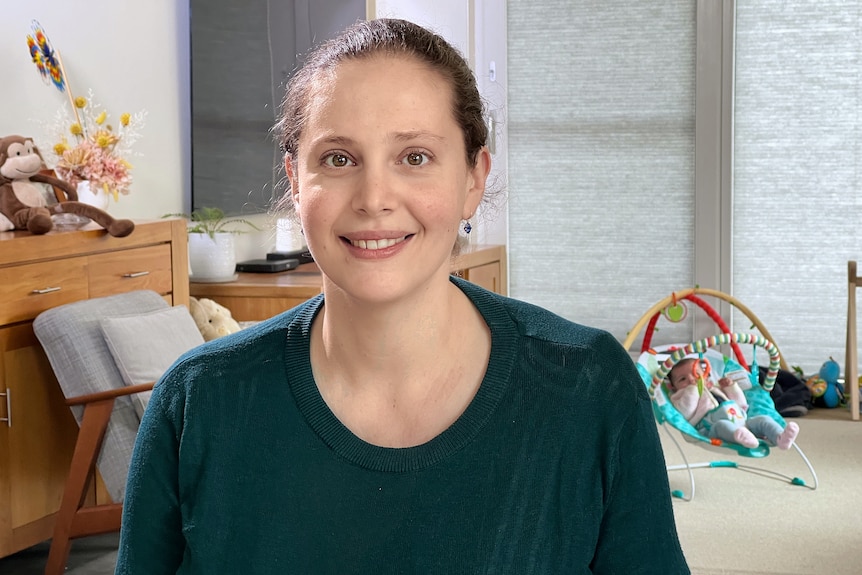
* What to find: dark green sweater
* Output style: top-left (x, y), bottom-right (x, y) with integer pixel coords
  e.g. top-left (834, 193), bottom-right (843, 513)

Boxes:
top-left (116, 278), bottom-right (688, 574)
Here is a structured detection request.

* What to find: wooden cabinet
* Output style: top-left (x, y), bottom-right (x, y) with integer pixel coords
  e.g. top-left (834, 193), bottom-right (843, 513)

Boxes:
top-left (450, 244), bottom-right (508, 296)
top-left (191, 244), bottom-right (508, 322)
top-left (0, 219), bottom-right (188, 559)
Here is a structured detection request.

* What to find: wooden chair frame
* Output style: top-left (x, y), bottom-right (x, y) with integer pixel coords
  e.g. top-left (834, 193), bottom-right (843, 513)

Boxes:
top-left (846, 261), bottom-right (861, 421)
top-left (44, 382), bottom-right (154, 575)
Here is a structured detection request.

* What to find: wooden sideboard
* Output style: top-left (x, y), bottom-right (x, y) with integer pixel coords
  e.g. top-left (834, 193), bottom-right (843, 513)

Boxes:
top-left (191, 243), bottom-right (508, 322)
top-left (0, 219), bottom-right (188, 559)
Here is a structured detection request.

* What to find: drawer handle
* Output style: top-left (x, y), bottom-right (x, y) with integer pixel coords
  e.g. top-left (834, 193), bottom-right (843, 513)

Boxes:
top-left (31, 287), bottom-right (61, 294)
top-left (123, 271), bottom-right (150, 278)
top-left (0, 388), bottom-right (10, 427)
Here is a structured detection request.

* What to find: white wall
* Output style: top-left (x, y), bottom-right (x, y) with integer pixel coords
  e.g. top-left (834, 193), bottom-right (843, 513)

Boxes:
top-left (1, 1), bottom-right (506, 259)
top-left (473, 0), bottom-right (508, 247)
top-left (1, 1), bottom-right (189, 223)
top-left (373, 0), bottom-right (471, 57)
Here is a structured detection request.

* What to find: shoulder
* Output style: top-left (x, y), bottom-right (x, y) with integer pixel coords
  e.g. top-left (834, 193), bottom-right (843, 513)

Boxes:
top-left (460, 278), bottom-right (629, 360)
top-left (190, 295), bottom-right (317, 357)
top-left (455, 278), bottom-right (643, 402)
top-left (455, 277), bottom-right (616, 345)
top-left (152, 296), bottom-right (320, 401)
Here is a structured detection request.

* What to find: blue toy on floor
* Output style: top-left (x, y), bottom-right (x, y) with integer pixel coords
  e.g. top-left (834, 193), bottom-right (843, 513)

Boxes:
top-left (806, 357), bottom-right (845, 409)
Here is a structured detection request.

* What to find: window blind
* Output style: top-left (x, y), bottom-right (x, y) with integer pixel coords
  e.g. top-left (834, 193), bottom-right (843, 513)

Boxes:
top-left (733, 1), bottom-right (862, 374)
top-left (507, 0), bottom-right (697, 349)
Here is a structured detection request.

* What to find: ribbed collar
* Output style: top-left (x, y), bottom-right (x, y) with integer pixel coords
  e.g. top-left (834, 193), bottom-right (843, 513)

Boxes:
top-left (285, 277), bottom-right (518, 472)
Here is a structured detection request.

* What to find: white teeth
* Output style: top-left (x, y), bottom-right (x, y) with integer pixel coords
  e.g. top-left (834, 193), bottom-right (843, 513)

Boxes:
top-left (350, 237), bottom-right (406, 250)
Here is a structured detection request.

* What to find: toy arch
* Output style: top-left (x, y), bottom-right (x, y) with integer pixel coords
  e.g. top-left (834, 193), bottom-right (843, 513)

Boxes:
top-left (623, 287), bottom-right (790, 372)
top-left (625, 290), bottom-right (818, 501)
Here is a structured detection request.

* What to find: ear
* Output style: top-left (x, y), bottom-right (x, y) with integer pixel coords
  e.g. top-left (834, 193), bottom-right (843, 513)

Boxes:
top-left (284, 155), bottom-right (300, 208)
top-left (462, 146), bottom-right (492, 220)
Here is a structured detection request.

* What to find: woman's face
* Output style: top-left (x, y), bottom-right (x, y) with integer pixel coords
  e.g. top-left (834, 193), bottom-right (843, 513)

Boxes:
top-left (286, 54), bottom-right (490, 304)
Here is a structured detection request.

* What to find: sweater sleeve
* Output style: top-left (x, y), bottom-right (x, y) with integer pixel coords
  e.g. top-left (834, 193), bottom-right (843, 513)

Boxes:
top-left (115, 378), bottom-right (186, 574)
top-left (590, 370), bottom-right (690, 574)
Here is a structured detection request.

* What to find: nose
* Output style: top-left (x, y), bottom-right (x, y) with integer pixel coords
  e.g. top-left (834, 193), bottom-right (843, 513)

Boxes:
top-left (351, 163), bottom-right (394, 216)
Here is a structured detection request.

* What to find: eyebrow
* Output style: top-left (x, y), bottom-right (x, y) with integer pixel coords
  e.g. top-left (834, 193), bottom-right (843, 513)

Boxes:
top-left (309, 131), bottom-right (446, 149)
top-left (391, 130), bottom-right (446, 144)
top-left (310, 135), bottom-right (354, 148)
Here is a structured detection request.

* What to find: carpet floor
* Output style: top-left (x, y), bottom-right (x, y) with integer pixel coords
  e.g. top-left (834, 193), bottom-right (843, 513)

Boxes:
top-left (666, 414), bottom-right (862, 575)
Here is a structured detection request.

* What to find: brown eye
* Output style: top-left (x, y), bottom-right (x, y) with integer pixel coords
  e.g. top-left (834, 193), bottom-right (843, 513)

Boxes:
top-left (404, 151), bottom-right (429, 166)
top-left (330, 154), bottom-right (349, 167)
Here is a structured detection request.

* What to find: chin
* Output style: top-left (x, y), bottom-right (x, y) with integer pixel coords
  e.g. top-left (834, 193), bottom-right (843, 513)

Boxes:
top-left (327, 269), bottom-right (443, 306)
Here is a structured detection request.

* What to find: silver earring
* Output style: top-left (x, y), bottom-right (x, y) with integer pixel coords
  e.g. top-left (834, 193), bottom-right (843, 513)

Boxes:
top-left (459, 219), bottom-right (472, 238)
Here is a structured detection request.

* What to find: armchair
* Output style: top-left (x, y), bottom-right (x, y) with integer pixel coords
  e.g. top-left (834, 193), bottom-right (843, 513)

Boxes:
top-left (33, 290), bottom-right (204, 575)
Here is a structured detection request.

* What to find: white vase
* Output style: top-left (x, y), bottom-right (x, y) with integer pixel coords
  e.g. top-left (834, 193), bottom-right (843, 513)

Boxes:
top-left (188, 232), bottom-right (236, 281)
top-left (76, 181), bottom-right (110, 211)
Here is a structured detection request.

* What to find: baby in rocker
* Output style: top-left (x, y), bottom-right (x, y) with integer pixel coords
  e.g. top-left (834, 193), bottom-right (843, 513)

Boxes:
top-left (667, 356), bottom-right (799, 450)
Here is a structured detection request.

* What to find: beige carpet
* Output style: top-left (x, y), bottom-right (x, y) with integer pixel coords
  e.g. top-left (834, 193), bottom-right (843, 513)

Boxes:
top-left (663, 415), bottom-right (862, 575)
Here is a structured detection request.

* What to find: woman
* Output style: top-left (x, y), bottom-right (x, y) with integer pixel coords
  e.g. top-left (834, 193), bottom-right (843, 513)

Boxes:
top-left (116, 18), bottom-right (689, 574)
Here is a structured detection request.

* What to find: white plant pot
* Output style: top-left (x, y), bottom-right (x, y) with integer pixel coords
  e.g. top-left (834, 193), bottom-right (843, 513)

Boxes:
top-left (188, 232), bottom-right (237, 281)
top-left (77, 181), bottom-right (111, 211)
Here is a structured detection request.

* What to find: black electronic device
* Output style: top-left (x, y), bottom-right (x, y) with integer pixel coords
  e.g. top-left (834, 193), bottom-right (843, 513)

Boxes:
top-left (235, 258), bottom-right (299, 273)
top-left (267, 248), bottom-right (314, 265)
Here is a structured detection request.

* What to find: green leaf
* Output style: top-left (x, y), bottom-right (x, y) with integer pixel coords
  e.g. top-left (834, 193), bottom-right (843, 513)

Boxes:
top-left (162, 208), bottom-right (262, 238)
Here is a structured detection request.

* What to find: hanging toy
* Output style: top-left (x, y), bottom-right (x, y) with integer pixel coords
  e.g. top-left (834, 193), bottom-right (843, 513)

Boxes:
top-left (749, 344), bottom-right (759, 388)
top-left (662, 293), bottom-right (688, 323)
top-left (693, 353), bottom-right (710, 396)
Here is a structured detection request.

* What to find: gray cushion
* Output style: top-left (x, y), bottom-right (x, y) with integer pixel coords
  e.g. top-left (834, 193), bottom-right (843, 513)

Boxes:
top-left (101, 305), bottom-right (204, 418)
top-left (33, 290), bottom-right (170, 503)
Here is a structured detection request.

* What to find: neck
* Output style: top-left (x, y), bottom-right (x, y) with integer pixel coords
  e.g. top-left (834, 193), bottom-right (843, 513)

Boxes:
top-left (314, 275), bottom-right (459, 389)
top-left (309, 275), bottom-right (491, 447)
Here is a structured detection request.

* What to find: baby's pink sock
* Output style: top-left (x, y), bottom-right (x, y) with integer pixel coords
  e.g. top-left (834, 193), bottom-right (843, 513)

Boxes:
top-left (733, 427), bottom-right (759, 448)
top-left (777, 421), bottom-right (799, 450)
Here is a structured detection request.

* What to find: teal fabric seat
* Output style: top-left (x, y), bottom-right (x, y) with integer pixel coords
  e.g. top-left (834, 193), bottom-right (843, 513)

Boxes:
top-left (634, 333), bottom-right (818, 500)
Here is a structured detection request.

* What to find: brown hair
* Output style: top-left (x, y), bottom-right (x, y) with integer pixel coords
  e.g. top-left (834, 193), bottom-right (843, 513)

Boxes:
top-left (274, 18), bottom-right (487, 174)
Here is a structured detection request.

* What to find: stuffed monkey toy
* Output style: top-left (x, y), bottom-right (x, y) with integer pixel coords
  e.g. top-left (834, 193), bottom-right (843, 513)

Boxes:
top-left (0, 135), bottom-right (134, 237)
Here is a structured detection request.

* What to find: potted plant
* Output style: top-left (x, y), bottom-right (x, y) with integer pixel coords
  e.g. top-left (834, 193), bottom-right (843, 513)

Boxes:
top-left (164, 207), bottom-right (261, 281)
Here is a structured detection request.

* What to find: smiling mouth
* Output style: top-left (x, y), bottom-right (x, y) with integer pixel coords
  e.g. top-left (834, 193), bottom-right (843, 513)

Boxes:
top-left (346, 236), bottom-right (409, 250)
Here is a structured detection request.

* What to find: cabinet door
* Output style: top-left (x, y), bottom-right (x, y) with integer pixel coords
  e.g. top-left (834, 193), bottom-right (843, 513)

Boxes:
top-left (0, 324), bottom-right (79, 555)
top-left (463, 262), bottom-right (502, 294)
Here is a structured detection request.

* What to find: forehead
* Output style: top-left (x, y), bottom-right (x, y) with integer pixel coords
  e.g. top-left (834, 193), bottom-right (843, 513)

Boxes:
top-left (302, 54), bottom-right (457, 130)
top-left (670, 359), bottom-right (692, 376)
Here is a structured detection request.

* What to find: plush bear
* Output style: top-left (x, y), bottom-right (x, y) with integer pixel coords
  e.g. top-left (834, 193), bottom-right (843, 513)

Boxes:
top-left (0, 135), bottom-right (134, 237)
top-left (188, 296), bottom-right (242, 341)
